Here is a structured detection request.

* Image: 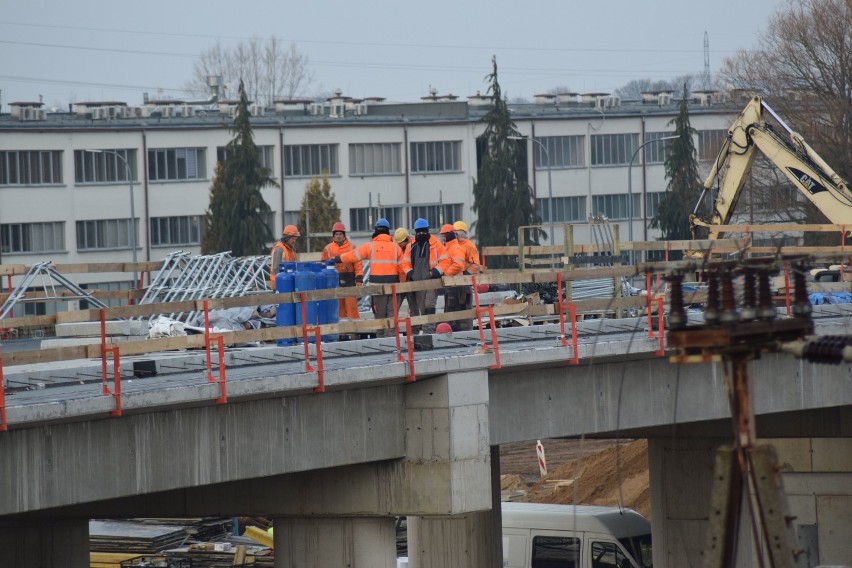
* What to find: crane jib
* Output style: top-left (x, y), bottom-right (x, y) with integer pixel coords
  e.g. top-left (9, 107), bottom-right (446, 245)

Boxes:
top-left (788, 167), bottom-right (828, 195)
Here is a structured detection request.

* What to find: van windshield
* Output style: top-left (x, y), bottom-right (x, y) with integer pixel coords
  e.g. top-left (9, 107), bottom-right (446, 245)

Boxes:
top-left (618, 534), bottom-right (652, 567)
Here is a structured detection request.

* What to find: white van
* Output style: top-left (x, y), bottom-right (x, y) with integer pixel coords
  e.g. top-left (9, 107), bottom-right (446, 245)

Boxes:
top-left (502, 502), bottom-right (653, 568)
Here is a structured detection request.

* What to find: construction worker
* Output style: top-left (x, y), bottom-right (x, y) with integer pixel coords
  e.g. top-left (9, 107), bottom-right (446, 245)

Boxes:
top-left (321, 221), bottom-right (362, 321)
top-left (394, 227), bottom-right (416, 315)
top-left (453, 221), bottom-right (482, 275)
top-left (439, 224), bottom-right (470, 331)
top-left (334, 218), bottom-right (403, 338)
top-left (401, 218), bottom-right (449, 334)
top-left (269, 225), bottom-right (300, 288)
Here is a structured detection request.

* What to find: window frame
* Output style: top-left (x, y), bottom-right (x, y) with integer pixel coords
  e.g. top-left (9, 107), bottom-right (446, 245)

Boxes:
top-left (147, 147), bottom-right (206, 181)
top-left (149, 215), bottom-right (204, 247)
top-left (1, 221), bottom-right (66, 254)
top-left (0, 150), bottom-right (63, 185)
top-left (410, 141), bottom-right (462, 174)
top-left (535, 135), bottom-right (585, 169)
top-left (75, 218), bottom-right (138, 251)
top-left (349, 142), bottom-right (403, 176)
top-left (74, 149), bottom-right (138, 184)
top-left (590, 133), bottom-right (640, 167)
top-left (284, 144), bottom-right (339, 178)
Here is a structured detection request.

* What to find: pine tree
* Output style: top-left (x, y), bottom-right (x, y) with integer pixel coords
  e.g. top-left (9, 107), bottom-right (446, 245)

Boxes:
top-left (202, 79), bottom-right (276, 256)
top-left (650, 83), bottom-right (702, 257)
top-left (472, 57), bottom-right (541, 268)
top-left (297, 171), bottom-right (341, 253)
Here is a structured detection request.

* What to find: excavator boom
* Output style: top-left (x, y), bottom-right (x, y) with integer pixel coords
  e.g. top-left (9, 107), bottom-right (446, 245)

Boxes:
top-left (690, 96), bottom-right (852, 241)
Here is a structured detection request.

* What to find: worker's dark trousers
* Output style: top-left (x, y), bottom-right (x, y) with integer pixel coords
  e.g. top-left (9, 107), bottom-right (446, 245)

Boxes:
top-left (371, 294), bottom-right (395, 337)
top-left (445, 286), bottom-right (472, 331)
top-left (411, 288), bottom-right (438, 334)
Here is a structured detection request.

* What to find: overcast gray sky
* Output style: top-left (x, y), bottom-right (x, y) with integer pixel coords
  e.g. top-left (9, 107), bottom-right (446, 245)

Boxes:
top-left (1, 0), bottom-right (782, 108)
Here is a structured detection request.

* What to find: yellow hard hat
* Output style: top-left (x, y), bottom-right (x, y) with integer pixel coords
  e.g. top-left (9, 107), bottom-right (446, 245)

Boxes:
top-left (453, 221), bottom-right (468, 232)
top-left (393, 227), bottom-right (409, 243)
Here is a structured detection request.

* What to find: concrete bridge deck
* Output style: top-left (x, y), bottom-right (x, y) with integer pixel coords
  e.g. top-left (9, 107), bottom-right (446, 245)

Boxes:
top-left (1, 305), bottom-right (851, 566)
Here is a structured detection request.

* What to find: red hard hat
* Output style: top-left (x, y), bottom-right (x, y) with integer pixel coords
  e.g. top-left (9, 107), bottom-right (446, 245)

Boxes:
top-left (436, 322), bottom-right (453, 334)
top-left (332, 221), bottom-right (346, 233)
top-left (282, 225), bottom-right (300, 237)
top-left (440, 224), bottom-right (455, 234)
top-left (476, 283), bottom-right (489, 294)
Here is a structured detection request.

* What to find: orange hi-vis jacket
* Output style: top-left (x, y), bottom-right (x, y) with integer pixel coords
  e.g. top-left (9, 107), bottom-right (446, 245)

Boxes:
top-left (269, 240), bottom-right (298, 288)
top-left (459, 239), bottom-right (482, 274)
top-left (321, 239), bottom-right (363, 286)
top-left (339, 234), bottom-right (404, 284)
top-left (397, 237), bottom-right (415, 282)
top-left (401, 234), bottom-right (450, 277)
top-left (443, 238), bottom-right (466, 276)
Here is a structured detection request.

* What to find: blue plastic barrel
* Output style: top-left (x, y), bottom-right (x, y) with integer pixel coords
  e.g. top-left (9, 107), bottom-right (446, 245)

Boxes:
top-left (294, 263), bottom-right (318, 343)
top-left (324, 260), bottom-right (340, 341)
top-left (275, 262), bottom-right (296, 346)
top-left (312, 262), bottom-right (328, 332)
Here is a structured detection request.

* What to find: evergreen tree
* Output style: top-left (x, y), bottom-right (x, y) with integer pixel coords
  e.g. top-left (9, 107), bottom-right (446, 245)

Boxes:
top-left (650, 84), bottom-right (702, 256)
top-left (297, 171), bottom-right (341, 253)
top-left (202, 80), bottom-right (276, 256)
top-left (472, 57), bottom-right (541, 267)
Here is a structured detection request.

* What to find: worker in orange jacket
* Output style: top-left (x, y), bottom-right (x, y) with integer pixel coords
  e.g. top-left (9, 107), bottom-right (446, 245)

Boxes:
top-left (453, 221), bottom-right (482, 275)
top-left (269, 225), bottom-right (300, 289)
top-left (335, 218), bottom-right (404, 338)
top-left (401, 218), bottom-right (450, 334)
top-left (321, 221), bottom-right (363, 320)
top-left (439, 224), bottom-right (471, 331)
top-left (393, 227), bottom-right (416, 315)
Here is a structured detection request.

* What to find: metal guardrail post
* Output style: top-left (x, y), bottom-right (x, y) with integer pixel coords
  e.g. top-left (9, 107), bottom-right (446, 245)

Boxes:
top-left (517, 227), bottom-right (525, 272)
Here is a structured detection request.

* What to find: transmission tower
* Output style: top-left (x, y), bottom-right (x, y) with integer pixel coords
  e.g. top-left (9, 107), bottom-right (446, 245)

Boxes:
top-left (703, 31), bottom-right (711, 89)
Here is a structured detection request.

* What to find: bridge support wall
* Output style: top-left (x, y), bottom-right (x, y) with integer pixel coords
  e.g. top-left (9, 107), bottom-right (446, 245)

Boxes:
top-left (273, 517), bottom-right (397, 568)
top-left (0, 519), bottom-right (88, 568)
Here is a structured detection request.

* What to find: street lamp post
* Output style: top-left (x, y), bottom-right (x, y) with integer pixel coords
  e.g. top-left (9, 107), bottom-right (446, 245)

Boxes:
top-left (86, 150), bottom-right (137, 287)
top-left (509, 135), bottom-right (553, 249)
top-left (627, 135), bottom-right (678, 265)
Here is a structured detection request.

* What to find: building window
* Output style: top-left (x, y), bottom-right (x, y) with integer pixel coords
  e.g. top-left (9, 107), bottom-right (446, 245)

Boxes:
top-left (645, 191), bottom-right (666, 219)
top-left (591, 193), bottom-right (641, 220)
top-left (147, 147), bottom-right (205, 181)
top-left (349, 207), bottom-right (403, 232)
top-left (532, 536), bottom-right (579, 568)
top-left (284, 144), bottom-right (338, 177)
top-left (699, 129), bottom-right (728, 162)
top-left (217, 145), bottom-right (274, 171)
top-left (536, 196), bottom-right (587, 223)
top-left (0, 150), bottom-right (62, 185)
top-left (410, 141), bottom-right (462, 173)
top-left (74, 149), bottom-right (138, 183)
top-left (591, 133), bottom-right (639, 166)
top-left (1, 221), bottom-right (65, 254)
top-left (535, 136), bottom-right (585, 169)
top-left (643, 132), bottom-right (675, 164)
top-left (150, 215), bottom-right (203, 247)
top-left (409, 204), bottom-right (463, 228)
top-left (349, 143), bottom-right (402, 176)
top-left (76, 218), bottom-right (137, 250)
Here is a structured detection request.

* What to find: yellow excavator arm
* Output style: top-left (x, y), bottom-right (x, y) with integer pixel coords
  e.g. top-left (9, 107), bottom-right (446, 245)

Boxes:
top-left (690, 96), bottom-right (852, 240)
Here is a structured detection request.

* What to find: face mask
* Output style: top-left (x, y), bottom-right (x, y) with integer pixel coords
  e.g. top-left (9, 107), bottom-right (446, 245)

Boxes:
top-left (415, 232), bottom-right (430, 244)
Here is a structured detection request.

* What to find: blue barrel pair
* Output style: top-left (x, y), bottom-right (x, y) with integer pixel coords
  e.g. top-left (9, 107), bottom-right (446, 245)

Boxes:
top-left (275, 262), bottom-right (339, 345)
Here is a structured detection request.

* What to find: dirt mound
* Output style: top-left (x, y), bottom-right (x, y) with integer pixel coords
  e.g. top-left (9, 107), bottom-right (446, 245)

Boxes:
top-left (500, 439), bottom-right (650, 519)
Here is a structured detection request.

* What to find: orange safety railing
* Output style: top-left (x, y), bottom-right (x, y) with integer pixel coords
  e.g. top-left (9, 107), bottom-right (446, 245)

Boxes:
top-left (296, 293), bottom-right (325, 393)
top-left (203, 300), bottom-right (228, 404)
top-left (655, 297), bottom-right (666, 356)
top-left (471, 275), bottom-right (501, 369)
top-left (99, 309), bottom-right (122, 416)
top-left (555, 272), bottom-right (579, 365)
top-left (0, 347), bottom-right (7, 431)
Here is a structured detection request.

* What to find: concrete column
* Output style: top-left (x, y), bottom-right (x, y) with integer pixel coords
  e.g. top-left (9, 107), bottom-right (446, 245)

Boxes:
top-left (0, 519), bottom-right (89, 568)
top-left (404, 368), bottom-right (496, 567)
top-left (407, 446), bottom-right (503, 568)
top-left (273, 516), bottom-right (397, 568)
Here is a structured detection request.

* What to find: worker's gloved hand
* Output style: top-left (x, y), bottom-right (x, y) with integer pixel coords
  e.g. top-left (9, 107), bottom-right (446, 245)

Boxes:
top-left (406, 271), bottom-right (414, 281)
top-left (430, 268), bottom-right (442, 279)
top-left (355, 276), bottom-right (363, 286)
top-left (332, 255), bottom-right (342, 264)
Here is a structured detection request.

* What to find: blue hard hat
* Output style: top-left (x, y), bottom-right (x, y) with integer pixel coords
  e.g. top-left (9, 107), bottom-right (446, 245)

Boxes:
top-left (375, 218), bottom-right (390, 229)
top-left (413, 218), bottom-right (429, 230)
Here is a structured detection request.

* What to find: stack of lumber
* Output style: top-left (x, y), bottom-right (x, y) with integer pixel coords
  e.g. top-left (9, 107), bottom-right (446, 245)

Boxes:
top-left (162, 543), bottom-right (274, 567)
top-left (89, 521), bottom-right (190, 554)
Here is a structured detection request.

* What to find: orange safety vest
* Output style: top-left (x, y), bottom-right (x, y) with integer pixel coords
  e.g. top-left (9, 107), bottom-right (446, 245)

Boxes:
top-left (339, 233), bottom-right (404, 284)
top-left (443, 238), bottom-right (466, 276)
top-left (397, 237), bottom-right (415, 282)
top-left (459, 239), bottom-right (481, 274)
top-left (269, 240), bottom-right (298, 288)
top-left (321, 239), bottom-right (363, 286)
top-left (401, 235), bottom-right (450, 276)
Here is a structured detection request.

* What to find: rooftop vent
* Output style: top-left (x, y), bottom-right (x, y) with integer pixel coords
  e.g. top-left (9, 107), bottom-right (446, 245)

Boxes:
top-left (556, 92), bottom-right (578, 105)
top-left (534, 93), bottom-right (556, 105)
top-left (693, 90), bottom-right (719, 106)
top-left (9, 102), bottom-right (46, 121)
top-left (468, 91), bottom-right (493, 106)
